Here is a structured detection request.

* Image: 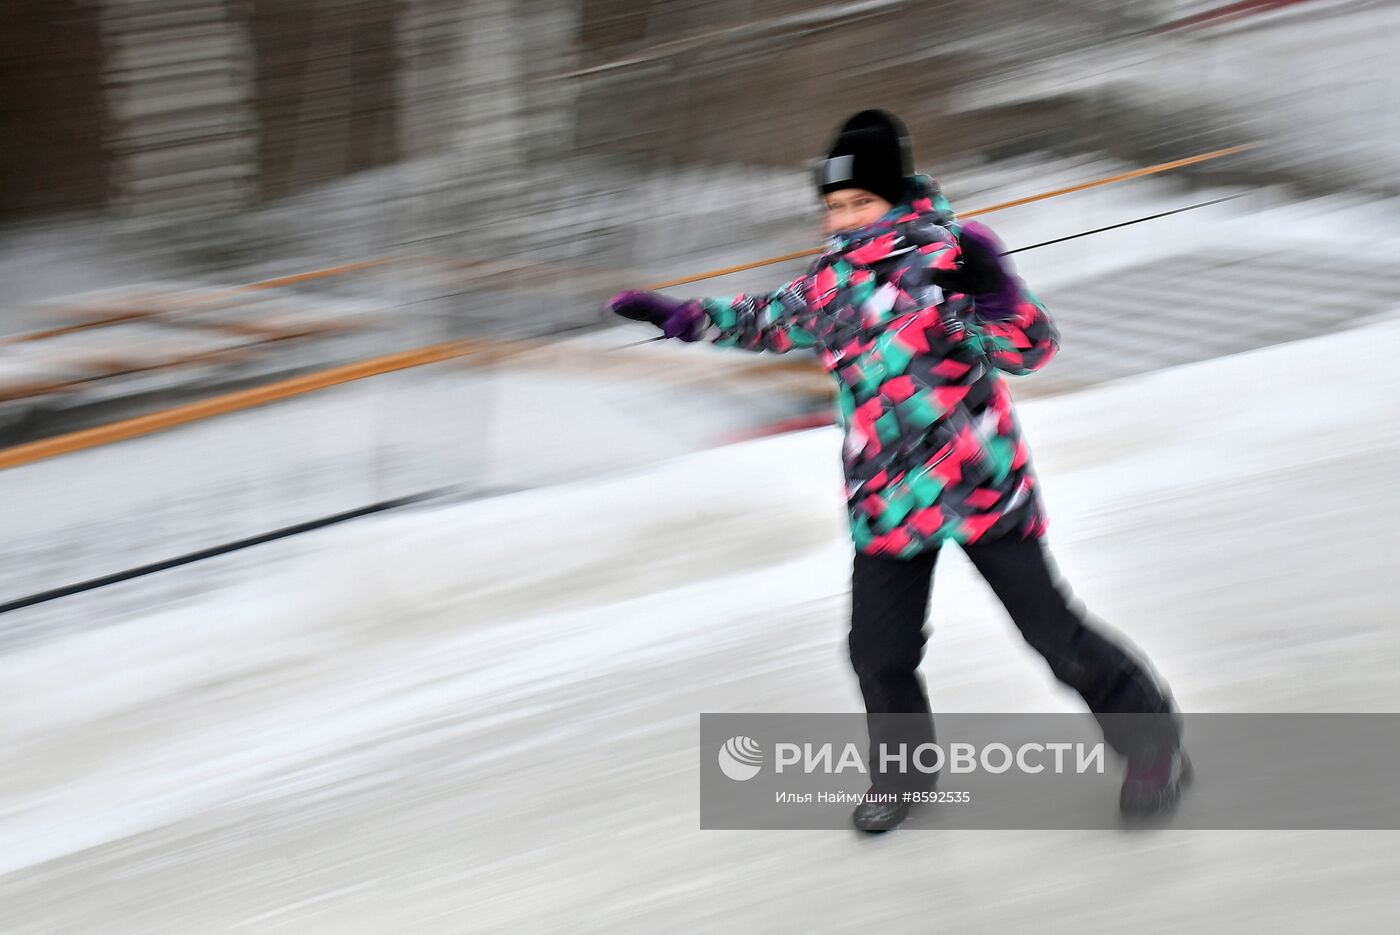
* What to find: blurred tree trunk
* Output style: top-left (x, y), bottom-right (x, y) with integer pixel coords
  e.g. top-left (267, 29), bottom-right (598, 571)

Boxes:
top-left (0, 0), bottom-right (108, 218)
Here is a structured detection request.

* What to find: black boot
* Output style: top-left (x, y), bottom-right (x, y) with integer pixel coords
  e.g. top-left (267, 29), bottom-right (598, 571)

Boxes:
top-left (1119, 745), bottom-right (1193, 815)
top-left (852, 787), bottom-right (913, 832)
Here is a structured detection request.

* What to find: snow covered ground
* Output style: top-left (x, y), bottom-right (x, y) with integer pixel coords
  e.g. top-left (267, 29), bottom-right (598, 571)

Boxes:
top-left (3, 305), bottom-right (1400, 931)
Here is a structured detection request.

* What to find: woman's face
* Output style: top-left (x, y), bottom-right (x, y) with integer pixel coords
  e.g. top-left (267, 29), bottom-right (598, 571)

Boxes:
top-left (822, 188), bottom-right (893, 235)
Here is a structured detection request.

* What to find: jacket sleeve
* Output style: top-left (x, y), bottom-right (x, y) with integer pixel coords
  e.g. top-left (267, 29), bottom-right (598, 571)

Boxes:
top-left (696, 277), bottom-right (821, 354)
top-left (970, 282), bottom-right (1060, 376)
top-left (945, 221), bottom-right (1059, 376)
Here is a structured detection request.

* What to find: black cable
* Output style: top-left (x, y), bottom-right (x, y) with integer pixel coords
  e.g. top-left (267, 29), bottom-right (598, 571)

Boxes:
top-left (0, 488), bottom-right (453, 615)
top-left (1001, 192), bottom-right (1250, 255)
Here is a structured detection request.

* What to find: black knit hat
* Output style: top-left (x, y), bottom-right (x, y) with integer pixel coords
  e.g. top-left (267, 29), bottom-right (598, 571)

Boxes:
top-left (815, 109), bottom-right (913, 207)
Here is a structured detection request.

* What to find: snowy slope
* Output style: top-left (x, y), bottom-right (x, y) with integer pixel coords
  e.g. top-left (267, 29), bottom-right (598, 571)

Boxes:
top-left (2, 313), bottom-right (1400, 931)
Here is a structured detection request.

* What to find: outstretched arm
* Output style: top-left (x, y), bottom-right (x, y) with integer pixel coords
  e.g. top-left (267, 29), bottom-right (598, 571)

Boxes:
top-left (697, 277), bottom-right (819, 354)
top-left (609, 276), bottom-right (820, 354)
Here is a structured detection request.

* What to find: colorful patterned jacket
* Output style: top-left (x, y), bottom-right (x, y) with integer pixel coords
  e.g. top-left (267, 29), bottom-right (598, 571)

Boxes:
top-left (694, 176), bottom-right (1059, 557)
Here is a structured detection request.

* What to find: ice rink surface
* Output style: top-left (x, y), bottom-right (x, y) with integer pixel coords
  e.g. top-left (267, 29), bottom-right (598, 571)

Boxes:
top-left (4, 307), bottom-right (1400, 932)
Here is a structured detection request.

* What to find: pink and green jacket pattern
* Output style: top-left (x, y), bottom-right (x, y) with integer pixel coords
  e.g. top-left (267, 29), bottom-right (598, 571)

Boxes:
top-left (694, 177), bottom-right (1059, 557)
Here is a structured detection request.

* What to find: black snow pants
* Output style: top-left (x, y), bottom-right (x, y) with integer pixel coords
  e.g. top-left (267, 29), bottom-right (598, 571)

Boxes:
top-left (848, 535), bottom-right (1179, 792)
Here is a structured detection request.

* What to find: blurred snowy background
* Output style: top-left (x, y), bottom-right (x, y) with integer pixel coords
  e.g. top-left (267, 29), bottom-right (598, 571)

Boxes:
top-left (3, 1), bottom-right (1400, 931)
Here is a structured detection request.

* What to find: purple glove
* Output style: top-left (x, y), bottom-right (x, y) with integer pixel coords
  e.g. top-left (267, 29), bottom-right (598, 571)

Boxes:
top-left (954, 221), bottom-right (1021, 321)
top-left (607, 290), bottom-right (707, 341)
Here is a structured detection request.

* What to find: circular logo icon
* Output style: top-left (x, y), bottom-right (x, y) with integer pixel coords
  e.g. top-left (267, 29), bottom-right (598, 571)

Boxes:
top-left (718, 735), bottom-right (763, 781)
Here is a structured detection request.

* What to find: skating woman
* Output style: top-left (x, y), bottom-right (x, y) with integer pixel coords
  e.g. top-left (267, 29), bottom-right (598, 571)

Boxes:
top-left (608, 110), bottom-right (1188, 832)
